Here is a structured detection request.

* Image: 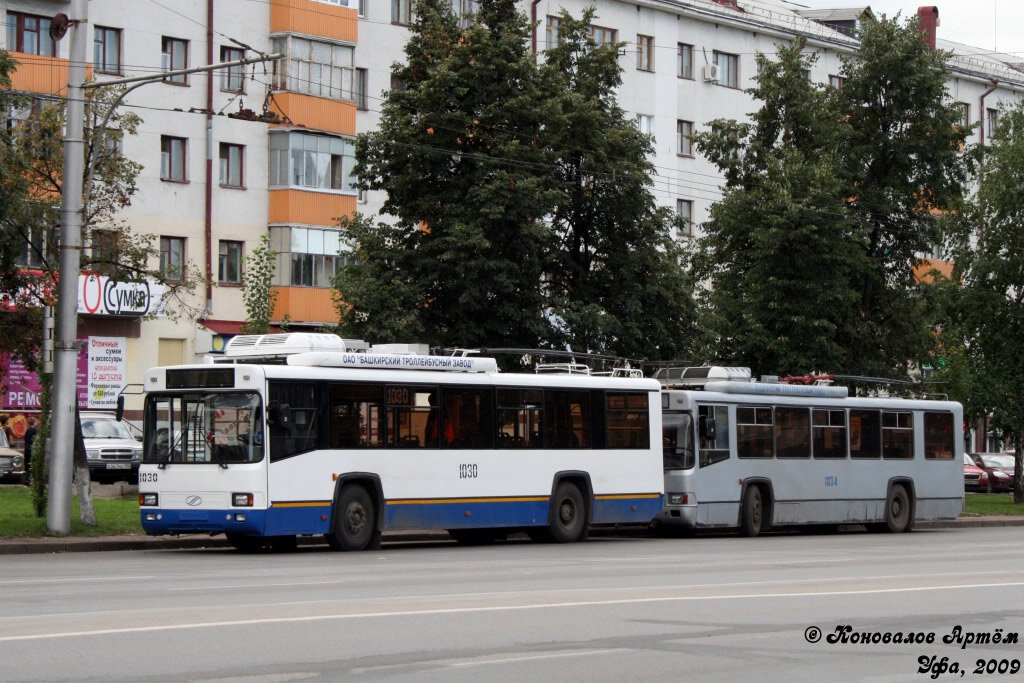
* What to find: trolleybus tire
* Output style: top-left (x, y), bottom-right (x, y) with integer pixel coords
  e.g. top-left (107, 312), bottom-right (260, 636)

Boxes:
top-left (739, 485), bottom-right (764, 538)
top-left (328, 484), bottom-right (376, 551)
top-left (549, 482), bottom-right (587, 543)
top-left (884, 485), bottom-right (912, 533)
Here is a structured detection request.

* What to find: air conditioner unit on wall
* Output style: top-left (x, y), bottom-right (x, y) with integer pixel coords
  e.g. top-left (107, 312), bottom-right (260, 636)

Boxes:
top-left (702, 63), bottom-right (719, 82)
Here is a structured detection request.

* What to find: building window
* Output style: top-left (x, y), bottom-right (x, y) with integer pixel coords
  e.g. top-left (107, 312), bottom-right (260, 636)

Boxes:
top-left (220, 46), bottom-right (244, 93)
top-left (218, 241), bottom-right (243, 284)
top-left (91, 229), bottom-right (121, 276)
top-left (676, 199), bottom-right (693, 237)
top-left (160, 136), bottom-right (187, 182)
top-left (677, 43), bottom-right (693, 79)
top-left (271, 35), bottom-right (354, 101)
top-left (677, 120), bottom-right (693, 157)
top-left (15, 225), bottom-right (45, 269)
top-left (358, 0), bottom-right (367, 17)
top-left (355, 68), bottom-right (368, 110)
top-left (162, 37), bottom-right (189, 85)
top-left (219, 143), bottom-right (244, 188)
top-left (269, 130), bottom-right (357, 193)
top-left (828, 74), bottom-right (844, 90)
top-left (590, 25), bottom-right (617, 48)
top-left (714, 51), bottom-right (739, 88)
top-left (637, 35), bottom-right (654, 71)
top-left (160, 236), bottom-right (185, 280)
top-left (452, 0), bottom-right (479, 28)
top-left (545, 16), bottom-right (561, 50)
top-left (392, 0), bottom-right (412, 25)
top-left (954, 102), bottom-right (970, 131)
top-left (635, 114), bottom-right (653, 137)
top-left (390, 75), bottom-right (407, 92)
top-left (6, 12), bottom-right (55, 56)
top-left (987, 107), bottom-right (1000, 139)
top-left (93, 27), bottom-right (122, 75)
top-left (271, 226), bottom-right (353, 288)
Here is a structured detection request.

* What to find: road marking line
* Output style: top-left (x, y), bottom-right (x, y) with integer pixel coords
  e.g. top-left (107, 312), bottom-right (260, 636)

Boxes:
top-left (2, 581), bottom-right (1023, 643)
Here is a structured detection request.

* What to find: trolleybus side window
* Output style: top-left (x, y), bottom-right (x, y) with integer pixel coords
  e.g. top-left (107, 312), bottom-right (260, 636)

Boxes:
top-left (444, 387), bottom-right (494, 448)
top-left (386, 385), bottom-right (438, 448)
top-left (923, 411), bottom-right (954, 460)
top-left (268, 382), bottom-right (319, 461)
top-left (882, 410), bottom-right (913, 459)
top-left (497, 388), bottom-right (543, 448)
top-left (775, 406), bottom-right (811, 459)
top-left (812, 409), bottom-right (847, 459)
top-left (697, 404), bottom-right (730, 466)
top-left (605, 392), bottom-right (650, 448)
top-left (737, 406), bottom-right (772, 458)
top-left (544, 390), bottom-right (591, 449)
top-left (328, 383), bottom-right (383, 448)
top-left (849, 409), bottom-right (880, 459)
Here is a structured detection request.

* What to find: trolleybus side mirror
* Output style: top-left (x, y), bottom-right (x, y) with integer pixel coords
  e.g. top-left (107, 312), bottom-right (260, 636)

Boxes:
top-left (115, 395), bottom-right (125, 422)
top-left (699, 415), bottom-right (716, 442)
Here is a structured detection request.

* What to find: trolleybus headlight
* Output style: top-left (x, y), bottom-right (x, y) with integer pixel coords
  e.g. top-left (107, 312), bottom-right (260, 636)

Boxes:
top-left (667, 493), bottom-right (688, 505)
top-left (139, 493), bottom-right (158, 506)
top-left (232, 492), bottom-right (254, 507)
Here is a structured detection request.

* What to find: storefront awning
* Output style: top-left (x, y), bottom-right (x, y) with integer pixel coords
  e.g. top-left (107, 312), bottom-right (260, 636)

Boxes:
top-left (199, 319), bottom-right (246, 335)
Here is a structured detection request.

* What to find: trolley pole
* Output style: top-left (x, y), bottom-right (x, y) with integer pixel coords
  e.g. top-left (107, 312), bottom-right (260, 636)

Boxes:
top-left (47, 0), bottom-right (88, 534)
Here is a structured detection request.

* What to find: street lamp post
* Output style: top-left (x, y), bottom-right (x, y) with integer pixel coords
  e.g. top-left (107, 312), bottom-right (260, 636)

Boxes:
top-left (45, 4), bottom-right (281, 532)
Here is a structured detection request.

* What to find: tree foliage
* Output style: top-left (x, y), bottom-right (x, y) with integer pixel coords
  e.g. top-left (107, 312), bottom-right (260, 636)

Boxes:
top-left (694, 17), bottom-right (972, 376)
top-left (946, 101), bottom-right (1024, 501)
top-left (240, 233), bottom-right (278, 335)
top-left (336, 1), bottom-right (697, 359)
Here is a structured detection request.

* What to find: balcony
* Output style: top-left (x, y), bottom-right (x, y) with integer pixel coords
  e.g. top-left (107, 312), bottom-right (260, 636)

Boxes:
top-left (270, 0), bottom-right (357, 44)
top-left (271, 286), bottom-right (340, 325)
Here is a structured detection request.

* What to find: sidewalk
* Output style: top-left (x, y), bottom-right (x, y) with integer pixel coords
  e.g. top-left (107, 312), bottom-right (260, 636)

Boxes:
top-left (1, 517), bottom-right (1021, 555)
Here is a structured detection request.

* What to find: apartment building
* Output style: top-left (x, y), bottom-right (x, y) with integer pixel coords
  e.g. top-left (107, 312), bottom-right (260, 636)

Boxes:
top-left (3, 0), bottom-right (360, 419)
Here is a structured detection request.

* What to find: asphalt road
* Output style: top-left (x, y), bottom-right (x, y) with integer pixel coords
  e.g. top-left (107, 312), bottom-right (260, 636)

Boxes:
top-left (2, 528), bottom-right (1023, 682)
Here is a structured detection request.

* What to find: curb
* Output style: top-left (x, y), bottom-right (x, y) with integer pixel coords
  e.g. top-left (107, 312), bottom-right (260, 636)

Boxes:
top-left (1, 518), bottom-right (1021, 555)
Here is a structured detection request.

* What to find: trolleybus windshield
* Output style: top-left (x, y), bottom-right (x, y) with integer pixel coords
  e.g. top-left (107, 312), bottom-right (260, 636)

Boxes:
top-left (144, 392), bottom-right (262, 465)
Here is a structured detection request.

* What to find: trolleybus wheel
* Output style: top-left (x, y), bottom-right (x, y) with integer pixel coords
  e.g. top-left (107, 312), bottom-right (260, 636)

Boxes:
top-left (740, 486), bottom-right (764, 538)
top-left (549, 482), bottom-right (586, 543)
top-left (328, 484), bottom-right (376, 551)
top-left (884, 485), bottom-right (911, 533)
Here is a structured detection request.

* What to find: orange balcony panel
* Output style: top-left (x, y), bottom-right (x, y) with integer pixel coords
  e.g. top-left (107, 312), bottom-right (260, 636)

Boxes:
top-left (9, 53), bottom-right (70, 96)
top-left (269, 189), bottom-right (356, 226)
top-left (914, 258), bottom-right (954, 283)
top-left (272, 92), bottom-right (355, 136)
top-left (271, 286), bottom-right (340, 325)
top-left (270, 0), bottom-right (357, 43)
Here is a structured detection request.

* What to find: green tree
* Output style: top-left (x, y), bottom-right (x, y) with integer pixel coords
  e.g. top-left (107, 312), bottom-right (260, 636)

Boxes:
top-left (338, 0), bottom-right (555, 350)
top-left (694, 41), bottom-right (866, 374)
top-left (837, 14), bottom-right (973, 376)
top-left (240, 233), bottom-right (278, 335)
top-left (947, 101), bottom-right (1024, 502)
top-left (540, 10), bottom-right (697, 360)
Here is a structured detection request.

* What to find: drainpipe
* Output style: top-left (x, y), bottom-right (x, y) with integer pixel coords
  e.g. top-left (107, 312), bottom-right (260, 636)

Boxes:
top-left (531, 0), bottom-right (541, 63)
top-left (204, 0), bottom-right (214, 318)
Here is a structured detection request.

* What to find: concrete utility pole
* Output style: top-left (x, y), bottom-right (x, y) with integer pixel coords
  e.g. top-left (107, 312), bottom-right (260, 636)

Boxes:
top-left (47, 0), bottom-right (88, 534)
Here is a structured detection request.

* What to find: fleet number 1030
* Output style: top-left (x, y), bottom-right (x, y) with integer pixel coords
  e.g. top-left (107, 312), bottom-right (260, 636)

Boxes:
top-left (459, 464), bottom-right (478, 479)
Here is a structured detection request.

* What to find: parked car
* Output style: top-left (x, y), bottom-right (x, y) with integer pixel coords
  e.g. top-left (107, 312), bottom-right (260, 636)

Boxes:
top-left (0, 429), bottom-right (26, 484)
top-left (81, 412), bottom-right (143, 484)
top-left (964, 452), bottom-right (990, 493)
top-left (970, 453), bottom-right (1016, 493)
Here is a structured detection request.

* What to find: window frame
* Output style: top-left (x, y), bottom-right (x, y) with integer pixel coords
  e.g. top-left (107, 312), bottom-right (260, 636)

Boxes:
top-left (159, 236), bottom-right (185, 281)
top-left (677, 43), bottom-right (694, 80)
top-left (94, 26), bottom-right (122, 75)
top-left (676, 119), bottom-right (694, 157)
top-left (161, 36), bottom-right (189, 85)
top-left (218, 240), bottom-right (243, 285)
top-left (220, 46), bottom-right (245, 93)
top-left (636, 34), bottom-right (654, 72)
top-left (676, 199), bottom-right (693, 238)
top-left (713, 50), bottom-right (739, 88)
top-left (392, 0), bottom-right (412, 25)
top-left (218, 142), bottom-right (244, 189)
top-left (160, 135), bottom-right (187, 183)
top-left (6, 12), bottom-right (56, 56)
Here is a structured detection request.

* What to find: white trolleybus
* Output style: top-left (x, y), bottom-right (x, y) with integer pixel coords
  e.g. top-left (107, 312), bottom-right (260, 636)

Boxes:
top-left (136, 334), bottom-right (664, 551)
top-left (655, 367), bottom-right (964, 536)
